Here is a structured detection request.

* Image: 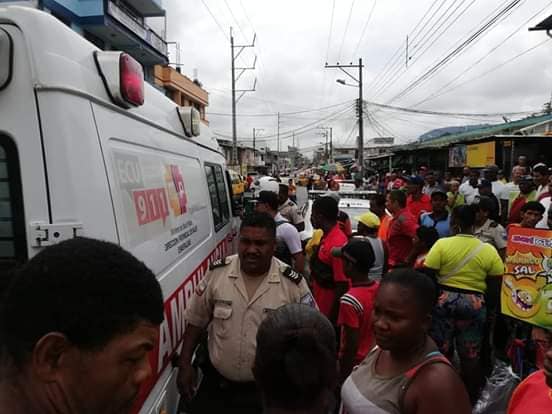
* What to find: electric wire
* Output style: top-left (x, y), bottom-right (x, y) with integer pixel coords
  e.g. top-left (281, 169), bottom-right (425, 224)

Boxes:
top-left (368, 0), bottom-right (447, 94)
top-left (366, 0), bottom-right (441, 91)
top-left (351, 0), bottom-right (377, 59)
top-left (412, 1), bottom-right (552, 107)
top-left (372, 0), bottom-right (476, 99)
top-left (200, 0), bottom-right (230, 41)
top-left (337, 0), bottom-right (357, 62)
top-left (325, 0), bottom-right (336, 63)
top-left (385, 0), bottom-right (524, 104)
top-left (412, 38), bottom-right (552, 105)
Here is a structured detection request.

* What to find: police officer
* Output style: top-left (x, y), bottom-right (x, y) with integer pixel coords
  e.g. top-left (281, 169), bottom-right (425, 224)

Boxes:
top-left (176, 212), bottom-right (315, 414)
top-left (474, 196), bottom-right (507, 259)
top-left (278, 183), bottom-right (305, 232)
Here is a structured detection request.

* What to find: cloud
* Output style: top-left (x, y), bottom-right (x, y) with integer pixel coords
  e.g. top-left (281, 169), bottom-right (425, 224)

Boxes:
top-left (160, 0), bottom-right (552, 151)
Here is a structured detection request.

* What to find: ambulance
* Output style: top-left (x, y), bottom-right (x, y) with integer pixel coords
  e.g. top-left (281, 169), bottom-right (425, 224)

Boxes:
top-left (0, 6), bottom-right (238, 413)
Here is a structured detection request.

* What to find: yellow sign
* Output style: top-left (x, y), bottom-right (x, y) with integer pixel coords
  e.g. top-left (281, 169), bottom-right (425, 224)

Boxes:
top-left (466, 141), bottom-right (495, 168)
top-left (501, 227), bottom-right (552, 329)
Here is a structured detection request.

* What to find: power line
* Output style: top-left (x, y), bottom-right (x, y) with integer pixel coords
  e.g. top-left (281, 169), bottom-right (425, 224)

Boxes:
top-left (411, 0), bottom-right (552, 107)
top-left (352, 0), bottom-right (377, 59)
top-left (200, 0), bottom-right (230, 41)
top-left (385, 0), bottom-right (524, 104)
top-left (412, 38), bottom-right (552, 105)
top-left (224, 0), bottom-right (246, 40)
top-left (325, 0), bottom-right (336, 63)
top-left (367, 0), bottom-right (444, 93)
top-left (214, 103), bottom-right (355, 143)
top-left (365, 99), bottom-right (539, 118)
top-left (372, 0), bottom-right (476, 98)
top-left (207, 100), bottom-right (354, 117)
top-left (337, 0), bottom-right (357, 61)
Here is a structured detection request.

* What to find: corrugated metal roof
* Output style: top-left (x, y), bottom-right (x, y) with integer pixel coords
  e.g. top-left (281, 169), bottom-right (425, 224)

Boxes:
top-left (410, 114), bottom-right (552, 149)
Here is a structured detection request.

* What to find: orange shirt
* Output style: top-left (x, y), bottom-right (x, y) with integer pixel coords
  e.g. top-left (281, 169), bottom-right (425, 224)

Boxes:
top-left (378, 214), bottom-right (392, 241)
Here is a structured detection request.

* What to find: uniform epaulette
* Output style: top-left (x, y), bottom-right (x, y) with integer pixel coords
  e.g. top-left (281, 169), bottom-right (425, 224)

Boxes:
top-left (283, 266), bottom-right (303, 285)
top-left (209, 257), bottom-right (229, 270)
top-left (489, 221), bottom-right (498, 228)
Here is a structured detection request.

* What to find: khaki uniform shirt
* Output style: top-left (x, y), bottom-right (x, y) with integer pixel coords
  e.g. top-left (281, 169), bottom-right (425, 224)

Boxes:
top-left (184, 254), bottom-right (315, 382)
top-left (278, 199), bottom-right (304, 226)
top-left (474, 219), bottom-right (507, 251)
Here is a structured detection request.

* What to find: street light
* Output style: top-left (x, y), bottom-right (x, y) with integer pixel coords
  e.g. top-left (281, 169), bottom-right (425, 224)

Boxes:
top-left (327, 58), bottom-right (364, 178)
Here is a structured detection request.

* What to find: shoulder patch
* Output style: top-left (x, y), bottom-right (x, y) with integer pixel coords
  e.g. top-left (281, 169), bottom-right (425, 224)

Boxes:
top-left (489, 221), bottom-right (498, 228)
top-left (209, 257), bottom-right (229, 271)
top-left (283, 266), bottom-right (303, 285)
top-left (300, 292), bottom-right (316, 307)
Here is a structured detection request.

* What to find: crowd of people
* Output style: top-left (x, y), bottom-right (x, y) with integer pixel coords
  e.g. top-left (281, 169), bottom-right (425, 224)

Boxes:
top-left (1, 156), bottom-right (551, 414)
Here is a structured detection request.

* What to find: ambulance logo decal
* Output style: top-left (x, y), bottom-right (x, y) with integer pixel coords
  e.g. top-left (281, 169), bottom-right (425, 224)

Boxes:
top-left (165, 164), bottom-right (187, 217)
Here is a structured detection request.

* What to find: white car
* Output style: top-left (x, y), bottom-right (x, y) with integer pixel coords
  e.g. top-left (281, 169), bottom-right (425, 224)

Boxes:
top-left (300, 197), bottom-right (371, 241)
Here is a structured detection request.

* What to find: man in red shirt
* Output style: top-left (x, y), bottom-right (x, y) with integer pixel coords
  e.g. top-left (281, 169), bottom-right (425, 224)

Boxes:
top-left (334, 239), bottom-right (379, 383)
top-left (406, 175), bottom-right (432, 219)
top-left (309, 196), bottom-right (349, 325)
top-left (386, 190), bottom-right (418, 268)
top-left (507, 329), bottom-right (552, 413)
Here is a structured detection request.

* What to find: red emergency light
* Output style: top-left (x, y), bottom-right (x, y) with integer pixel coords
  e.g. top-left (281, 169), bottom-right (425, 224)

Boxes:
top-left (94, 51), bottom-right (144, 108)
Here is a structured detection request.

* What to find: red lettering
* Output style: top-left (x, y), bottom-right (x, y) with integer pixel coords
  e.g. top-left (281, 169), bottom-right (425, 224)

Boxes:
top-left (133, 188), bottom-right (169, 226)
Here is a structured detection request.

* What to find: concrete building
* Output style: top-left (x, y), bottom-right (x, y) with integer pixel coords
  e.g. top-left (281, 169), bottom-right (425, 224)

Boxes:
top-left (217, 139), bottom-right (263, 175)
top-left (2, 0), bottom-right (168, 81)
top-left (154, 66), bottom-right (209, 124)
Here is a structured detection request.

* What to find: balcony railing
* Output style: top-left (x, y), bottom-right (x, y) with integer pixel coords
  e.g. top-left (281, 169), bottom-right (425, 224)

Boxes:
top-left (107, 0), bottom-right (168, 56)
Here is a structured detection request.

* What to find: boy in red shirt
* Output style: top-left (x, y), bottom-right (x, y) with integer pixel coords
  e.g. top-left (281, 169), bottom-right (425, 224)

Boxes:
top-left (333, 239), bottom-right (379, 383)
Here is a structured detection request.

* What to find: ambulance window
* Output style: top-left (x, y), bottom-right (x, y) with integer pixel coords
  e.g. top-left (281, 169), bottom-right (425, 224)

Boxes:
top-left (0, 137), bottom-right (26, 273)
top-left (214, 165), bottom-right (230, 222)
top-left (204, 164), bottom-right (230, 231)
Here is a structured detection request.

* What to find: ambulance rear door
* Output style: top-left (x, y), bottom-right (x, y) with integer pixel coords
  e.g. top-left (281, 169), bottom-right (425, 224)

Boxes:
top-left (0, 23), bottom-right (50, 273)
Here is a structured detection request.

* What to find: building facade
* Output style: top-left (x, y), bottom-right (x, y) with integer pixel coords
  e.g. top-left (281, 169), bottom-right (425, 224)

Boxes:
top-left (2, 0), bottom-right (168, 81)
top-left (154, 65), bottom-right (209, 123)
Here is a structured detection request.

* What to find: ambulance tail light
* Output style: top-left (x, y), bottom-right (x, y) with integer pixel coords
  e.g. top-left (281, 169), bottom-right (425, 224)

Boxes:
top-left (94, 51), bottom-right (144, 108)
top-left (177, 106), bottom-right (201, 137)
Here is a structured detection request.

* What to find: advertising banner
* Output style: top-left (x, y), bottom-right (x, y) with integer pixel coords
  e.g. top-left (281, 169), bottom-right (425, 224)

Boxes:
top-left (501, 226), bottom-right (552, 329)
top-left (466, 141), bottom-right (495, 168)
top-left (448, 145), bottom-right (467, 167)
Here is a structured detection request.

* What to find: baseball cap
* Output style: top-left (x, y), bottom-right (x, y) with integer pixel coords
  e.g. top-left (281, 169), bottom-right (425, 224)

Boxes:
top-left (331, 239), bottom-right (375, 271)
top-left (355, 211), bottom-right (381, 228)
top-left (406, 175), bottom-right (424, 186)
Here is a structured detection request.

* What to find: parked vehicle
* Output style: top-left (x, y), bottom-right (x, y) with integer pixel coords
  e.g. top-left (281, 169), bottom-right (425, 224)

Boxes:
top-left (0, 6), bottom-right (239, 413)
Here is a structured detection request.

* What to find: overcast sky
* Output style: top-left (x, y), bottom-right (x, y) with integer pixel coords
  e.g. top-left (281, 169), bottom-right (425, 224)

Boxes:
top-left (160, 0), bottom-right (552, 153)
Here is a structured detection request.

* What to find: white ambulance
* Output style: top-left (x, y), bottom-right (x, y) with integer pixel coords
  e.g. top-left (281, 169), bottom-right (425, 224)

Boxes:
top-left (0, 6), bottom-right (238, 414)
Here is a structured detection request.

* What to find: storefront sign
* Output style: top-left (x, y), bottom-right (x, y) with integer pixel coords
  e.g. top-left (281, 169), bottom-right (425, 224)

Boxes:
top-left (466, 141), bottom-right (495, 167)
top-left (501, 226), bottom-right (552, 329)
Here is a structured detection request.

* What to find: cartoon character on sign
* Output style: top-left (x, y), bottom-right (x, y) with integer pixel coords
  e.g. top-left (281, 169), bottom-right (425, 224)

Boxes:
top-left (165, 165), bottom-right (187, 216)
top-left (503, 276), bottom-right (546, 319)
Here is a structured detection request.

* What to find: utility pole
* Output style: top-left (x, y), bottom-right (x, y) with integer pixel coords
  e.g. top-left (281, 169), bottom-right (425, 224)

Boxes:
top-left (325, 58), bottom-right (364, 177)
top-left (231, 27), bottom-right (257, 167)
top-left (276, 112), bottom-right (280, 172)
